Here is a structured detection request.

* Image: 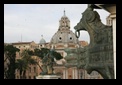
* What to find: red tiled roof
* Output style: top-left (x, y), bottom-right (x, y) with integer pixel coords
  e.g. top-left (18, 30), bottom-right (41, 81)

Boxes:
top-left (12, 42), bottom-right (32, 45)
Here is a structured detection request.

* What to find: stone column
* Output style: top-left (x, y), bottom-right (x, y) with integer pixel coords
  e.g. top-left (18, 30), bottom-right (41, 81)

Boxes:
top-left (110, 14), bottom-right (116, 79)
top-left (112, 17), bottom-right (116, 79)
top-left (63, 68), bottom-right (68, 79)
top-left (82, 70), bottom-right (86, 79)
top-left (72, 68), bottom-right (75, 79)
top-left (66, 68), bottom-right (68, 79)
top-left (78, 69), bottom-right (81, 79)
top-left (63, 68), bottom-right (66, 79)
top-left (75, 68), bottom-right (78, 79)
top-left (72, 67), bottom-right (78, 79)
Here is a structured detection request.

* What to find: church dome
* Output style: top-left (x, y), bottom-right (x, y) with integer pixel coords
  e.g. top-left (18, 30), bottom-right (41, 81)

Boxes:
top-left (50, 10), bottom-right (79, 44)
top-left (50, 10), bottom-right (79, 65)
top-left (39, 35), bottom-right (46, 44)
top-left (50, 30), bottom-right (78, 44)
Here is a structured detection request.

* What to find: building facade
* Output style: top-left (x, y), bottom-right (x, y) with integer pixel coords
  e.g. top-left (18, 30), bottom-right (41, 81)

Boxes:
top-left (47, 10), bottom-right (102, 79)
top-left (49, 10), bottom-right (80, 79)
top-left (12, 41), bottom-right (42, 79)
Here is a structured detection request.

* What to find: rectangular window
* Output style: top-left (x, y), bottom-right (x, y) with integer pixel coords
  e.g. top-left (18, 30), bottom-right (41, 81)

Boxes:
top-left (34, 67), bottom-right (36, 72)
top-left (29, 67), bottom-right (31, 73)
top-left (17, 76), bottom-right (19, 79)
top-left (29, 76), bottom-right (31, 79)
top-left (33, 76), bottom-right (36, 79)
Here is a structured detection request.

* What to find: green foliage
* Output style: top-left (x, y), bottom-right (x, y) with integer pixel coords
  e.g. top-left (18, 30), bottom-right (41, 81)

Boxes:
top-left (4, 44), bottom-right (63, 79)
top-left (4, 45), bottom-right (20, 55)
top-left (34, 48), bottom-right (63, 60)
top-left (32, 48), bottom-right (63, 74)
top-left (34, 48), bottom-right (50, 59)
top-left (15, 49), bottom-right (37, 79)
top-left (15, 59), bottom-right (27, 76)
top-left (51, 50), bottom-right (63, 60)
top-left (4, 45), bottom-right (20, 79)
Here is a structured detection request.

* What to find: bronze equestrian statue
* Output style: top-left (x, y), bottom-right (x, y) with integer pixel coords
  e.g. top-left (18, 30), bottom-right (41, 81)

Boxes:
top-left (40, 50), bottom-right (54, 75)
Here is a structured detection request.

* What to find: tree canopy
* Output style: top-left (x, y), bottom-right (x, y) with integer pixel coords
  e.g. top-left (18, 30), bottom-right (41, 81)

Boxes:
top-left (4, 45), bottom-right (20, 79)
top-left (15, 49), bottom-right (37, 79)
top-left (34, 48), bottom-right (63, 60)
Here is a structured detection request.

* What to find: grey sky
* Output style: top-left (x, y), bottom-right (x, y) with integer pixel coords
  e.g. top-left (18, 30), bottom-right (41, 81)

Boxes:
top-left (4, 4), bottom-right (110, 44)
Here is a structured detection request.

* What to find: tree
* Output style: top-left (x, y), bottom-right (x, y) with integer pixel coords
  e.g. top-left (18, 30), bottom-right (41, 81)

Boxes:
top-left (15, 49), bottom-right (37, 79)
top-left (33, 48), bottom-right (63, 74)
top-left (51, 50), bottom-right (63, 60)
top-left (34, 48), bottom-right (63, 60)
top-left (4, 45), bottom-right (20, 79)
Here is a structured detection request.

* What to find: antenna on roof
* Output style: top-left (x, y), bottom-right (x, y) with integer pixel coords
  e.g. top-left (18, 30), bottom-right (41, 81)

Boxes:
top-left (21, 34), bottom-right (22, 42)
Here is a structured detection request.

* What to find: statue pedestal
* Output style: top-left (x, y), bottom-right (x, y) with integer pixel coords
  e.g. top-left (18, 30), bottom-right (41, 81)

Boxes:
top-left (36, 75), bottom-right (61, 79)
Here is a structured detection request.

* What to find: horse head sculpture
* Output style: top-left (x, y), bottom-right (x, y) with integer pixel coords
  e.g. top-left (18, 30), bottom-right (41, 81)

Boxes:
top-left (65, 4), bottom-right (114, 79)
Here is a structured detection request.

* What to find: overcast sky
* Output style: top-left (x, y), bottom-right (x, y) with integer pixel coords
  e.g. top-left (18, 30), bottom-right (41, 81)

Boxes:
top-left (4, 4), bottom-right (110, 44)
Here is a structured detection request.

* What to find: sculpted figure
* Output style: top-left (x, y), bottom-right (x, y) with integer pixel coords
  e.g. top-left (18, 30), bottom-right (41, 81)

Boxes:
top-left (65, 4), bottom-right (114, 79)
top-left (41, 51), bottom-right (54, 75)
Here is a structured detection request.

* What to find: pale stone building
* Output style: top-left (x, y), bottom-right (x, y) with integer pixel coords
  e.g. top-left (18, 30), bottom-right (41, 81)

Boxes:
top-left (12, 41), bottom-right (39, 51)
top-left (49, 10), bottom-right (80, 79)
top-left (48, 10), bottom-right (103, 79)
top-left (12, 41), bottom-right (42, 79)
top-left (36, 10), bottom-right (103, 79)
top-left (79, 41), bottom-right (89, 47)
top-left (50, 10), bottom-right (79, 63)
